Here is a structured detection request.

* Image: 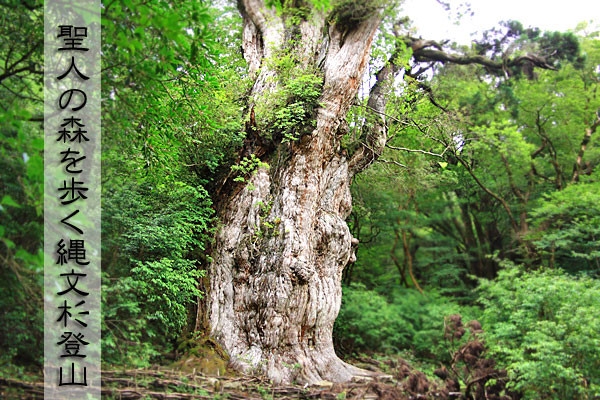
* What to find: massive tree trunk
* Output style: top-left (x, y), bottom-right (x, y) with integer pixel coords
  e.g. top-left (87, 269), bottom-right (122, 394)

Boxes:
top-left (207, 0), bottom-right (387, 384)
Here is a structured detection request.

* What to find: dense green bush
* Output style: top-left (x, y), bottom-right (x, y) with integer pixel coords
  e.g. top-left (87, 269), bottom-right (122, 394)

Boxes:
top-left (334, 283), bottom-right (415, 355)
top-left (101, 180), bottom-right (213, 366)
top-left (334, 283), bottom-right (478, 361)
top-left (478, 265), bottom-right (600, 399)
top-left (97, 0), bottom-right (241, 369)
top-left (529, 178), bottom-right (600, 274)
top-left (0, 103), bottom-right (44, 370)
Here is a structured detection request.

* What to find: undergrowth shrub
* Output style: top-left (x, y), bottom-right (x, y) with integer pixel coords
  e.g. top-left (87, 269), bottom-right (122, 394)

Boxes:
top-left (101, 180), bottom-right (213, 366)
top-left (334, 283), bottom-right (478, 361)
top-left (528, 178), bottom-right (600, 274)
top-left (478, 265), bottom-right (600, 399)
top-left (0, 110), bottom-right (44, 371)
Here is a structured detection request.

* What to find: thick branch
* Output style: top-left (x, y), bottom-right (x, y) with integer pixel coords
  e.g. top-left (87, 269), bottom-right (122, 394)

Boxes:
top-left (0, 64), bottom-right (42, 83)
top-left (349, 51), bottom-right (400, 174)
top-left (530, 138), bottom-right (547, 159)
top-left (412, 48), bottom-right (557, 73)
top-left (572, 112), bottom-right (600, 182)
top-left (404, 36), bottom-right (558, 80)
top-left (533, 110), bottom-right (564, 189)
top-left (499, 153), bottom-right (526, 202)
top-left (238, 0), bottom-right (284, 77)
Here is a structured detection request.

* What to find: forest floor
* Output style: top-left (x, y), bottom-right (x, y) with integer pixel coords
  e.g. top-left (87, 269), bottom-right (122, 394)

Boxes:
top-left (0, 357), bottom-right (452, 399)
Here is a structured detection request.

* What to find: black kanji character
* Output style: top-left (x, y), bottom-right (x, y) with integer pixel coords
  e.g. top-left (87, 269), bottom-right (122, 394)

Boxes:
top-left (57, 25), bottom-right (89, 51)
top-left (57, 56), bottom-right (90, 81)
top-left (57, 332), bottom-right (89, 358)
top-left (58, 177), bottom-right (88, 205)
top-left (58, 363), bottom-right (88, 386)
top-left (57, 269), bottom-right (89, 296)
top-left (57, 299), bottom-right (89, 328)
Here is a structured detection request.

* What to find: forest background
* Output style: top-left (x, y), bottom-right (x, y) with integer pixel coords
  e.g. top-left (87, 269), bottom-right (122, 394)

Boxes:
top-left (1, 0), bottom-right (599, 398)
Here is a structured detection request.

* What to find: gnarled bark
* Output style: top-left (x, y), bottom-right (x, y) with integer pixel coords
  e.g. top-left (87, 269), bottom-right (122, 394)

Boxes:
top-left (204, 1), bottom-right (574, 383)
top-left (207, 0), bottom-right (385, 384)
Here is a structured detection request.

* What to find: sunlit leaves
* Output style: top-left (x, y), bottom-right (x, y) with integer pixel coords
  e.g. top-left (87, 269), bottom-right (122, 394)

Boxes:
top-left (478, 266), bottom-right (600, 399)
top-left (529, 177), bottom-right (600, 272)
top-left (102, 0), bottom-right (229, 174)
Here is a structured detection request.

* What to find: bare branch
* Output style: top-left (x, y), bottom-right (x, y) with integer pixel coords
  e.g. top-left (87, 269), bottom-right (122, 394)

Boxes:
top-left (0, 40), bottom-right (43, 83)
top-left (378, 158), bottom-right (407, 169)
top-left (352, 102), bottom-right (411, 126)
top-left (386, 144), bottom-right (449, 158)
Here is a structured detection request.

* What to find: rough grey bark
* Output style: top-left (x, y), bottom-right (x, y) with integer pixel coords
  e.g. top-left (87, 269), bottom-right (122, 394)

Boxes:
top-left (207, 0), bottom-right (388, 385)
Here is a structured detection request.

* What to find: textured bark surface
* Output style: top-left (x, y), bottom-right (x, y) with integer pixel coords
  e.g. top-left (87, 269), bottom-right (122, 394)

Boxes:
top-left (208, 0), bottom-right (384, 384)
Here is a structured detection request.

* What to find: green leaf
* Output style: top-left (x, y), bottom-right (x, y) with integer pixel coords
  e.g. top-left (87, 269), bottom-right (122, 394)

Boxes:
top-left (1, 195), bottom-right (21, 208)
top-left (1, 238), bottom-right (15, 249)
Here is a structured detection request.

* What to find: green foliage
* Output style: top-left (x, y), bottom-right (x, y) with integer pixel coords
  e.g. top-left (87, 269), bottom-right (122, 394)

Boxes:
top-left (478, 266), bottom-right (600, 399)
top-left (255, 53), bottom-right (323, 143)
top-left (537, 30), bottom-right (585, 69)
top-left (102, 181), bottom-right (213, 366)
top-left (347, 160), bottom-right (483, 299)
top-left (102, 1), bottom-right (246, 186)
top-left (335, 284), bottom-right (414, 355)
top-left (0, 1), bottom-right (43, 107)
top-left (473, 20), bottom-right (584, 77)
top-left (329, 0), bottom-right (387, 28)
top-left (253, 198), bottom-right (281, 240)
top-left (355, 27), bottom-right (600, 285)
top-left (231, 154), bottom-right (270, 183)
top-left (0, 136), bottom-right (43, 368)
top-left (0, 1), bottom-right (44, 369)
top-left (529, 178), bottom-right (600, 273)
top-left (99, 0), bottom-right (247, 368)
top-left (334, 284), bottom-right (478, 361)
top-left (265, 0), bottom-right (332, 24)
